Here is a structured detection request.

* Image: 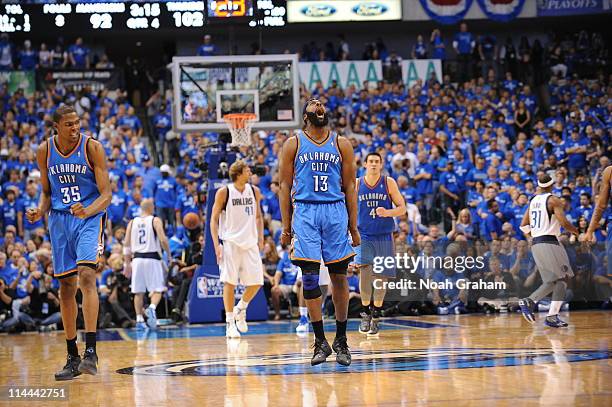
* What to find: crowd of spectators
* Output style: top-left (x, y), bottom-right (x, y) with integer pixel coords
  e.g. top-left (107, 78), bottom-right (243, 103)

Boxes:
top-left (0, 26), bottom-right (610, 333)
top-left (0, 35), bottom-right (113, 71)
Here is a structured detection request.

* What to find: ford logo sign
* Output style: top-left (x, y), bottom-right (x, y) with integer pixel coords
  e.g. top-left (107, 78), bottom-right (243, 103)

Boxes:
top-left (352, 2), bottom-right (388, 16)
top-left (300, 4), bottom-right (337, 18)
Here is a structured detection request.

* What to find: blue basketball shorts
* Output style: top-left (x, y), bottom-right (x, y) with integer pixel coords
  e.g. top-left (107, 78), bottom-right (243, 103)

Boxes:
top-left (48, 210), bottom-right (106, 279)
top-left (607, 223), bottom-right (612, 277)
top-left (291, 201), bottom-right (354, 265)
top-left (354, 233), bottom-right (396, 277)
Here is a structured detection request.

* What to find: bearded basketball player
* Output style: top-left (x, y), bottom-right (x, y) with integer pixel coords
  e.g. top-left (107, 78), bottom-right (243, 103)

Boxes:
top-left (279, 98), bottom-right (360, 366)
top-left (26, 105), bottom-right (111, 380)
top-left (585, 165), bottom-right (611, 276)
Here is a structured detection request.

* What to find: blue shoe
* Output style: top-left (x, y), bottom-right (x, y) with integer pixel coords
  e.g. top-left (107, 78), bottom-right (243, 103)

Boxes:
top-left (145, 307), bottom-right (157, 330)
top-left (448, 299), bottom-right (466, 315)
top-left (136, 321), bottom-right (148, 330)
top-left (296, 316), bottom-right (309, 333)
top-left (544, 315), bottom-right (568, 328)
top-left (519, 298), bottom-right (536, 324)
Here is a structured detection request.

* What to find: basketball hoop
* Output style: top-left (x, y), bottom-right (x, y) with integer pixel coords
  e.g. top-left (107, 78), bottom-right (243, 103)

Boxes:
top-left (223, 113), bottom-right (257, 147)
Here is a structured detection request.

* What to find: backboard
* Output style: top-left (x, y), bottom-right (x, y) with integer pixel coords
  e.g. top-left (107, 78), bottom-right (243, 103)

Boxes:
top-left (170, 54), bottom-right (300, 132)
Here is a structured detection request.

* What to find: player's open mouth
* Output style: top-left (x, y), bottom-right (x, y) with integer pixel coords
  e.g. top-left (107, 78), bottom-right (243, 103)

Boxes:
top-left (315, 107), bottom-right (325, 119)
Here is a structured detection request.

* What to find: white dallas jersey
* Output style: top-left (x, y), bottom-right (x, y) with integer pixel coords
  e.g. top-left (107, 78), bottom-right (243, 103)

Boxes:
top-left (219, 183), bottom-right (258, 249)
top-left (130, 215), bottom-right (161, 254)
top-left (528, 193), bottom-right (560, 238)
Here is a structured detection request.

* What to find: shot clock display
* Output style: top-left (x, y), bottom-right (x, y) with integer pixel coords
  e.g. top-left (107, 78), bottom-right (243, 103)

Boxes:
top-left (0, 1), bottom-right (286, 34)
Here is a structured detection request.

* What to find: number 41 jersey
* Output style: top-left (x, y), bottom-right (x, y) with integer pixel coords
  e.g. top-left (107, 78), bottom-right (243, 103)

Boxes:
top-left (292, 130), bottom-right (344, 203)
top-left (48, 135), bottom-right (100, 213)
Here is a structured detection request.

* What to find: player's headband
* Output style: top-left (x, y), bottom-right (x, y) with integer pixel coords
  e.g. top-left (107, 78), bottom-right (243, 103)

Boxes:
top-left (538, 179), bottom-right (554, 188)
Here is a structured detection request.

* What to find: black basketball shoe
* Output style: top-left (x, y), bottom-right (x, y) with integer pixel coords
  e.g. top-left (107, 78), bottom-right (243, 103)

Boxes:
top-left (54, 354), bottom-right (82, 381)
top-left (311, 337), bottom-right (332, 366)
top-left (78, 347), bottom-right (98, 375)
top-left (332, 336), bottom-right (351, 366)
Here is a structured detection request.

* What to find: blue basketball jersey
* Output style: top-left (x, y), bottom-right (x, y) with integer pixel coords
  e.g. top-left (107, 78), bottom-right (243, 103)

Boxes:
top-left (357, 176), bottom-right (395, 235)
top-left (293, 130), bottom-right (344, 203)
top-left (48, 135), bottom-right (100, 213)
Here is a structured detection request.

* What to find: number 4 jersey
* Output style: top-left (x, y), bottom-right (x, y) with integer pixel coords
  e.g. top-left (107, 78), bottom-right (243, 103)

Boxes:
top-left (48, 134), bottom-right (100, 213)
top-left (292, 130), bottom-right (344, 203)
top-left (219, 183), bottom-right (258, 250)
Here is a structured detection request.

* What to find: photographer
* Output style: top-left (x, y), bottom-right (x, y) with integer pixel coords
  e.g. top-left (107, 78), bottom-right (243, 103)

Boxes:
top-left (100, 254), bottom-right (135, 329)
top-left (170, 233), bottom-right (204, 323)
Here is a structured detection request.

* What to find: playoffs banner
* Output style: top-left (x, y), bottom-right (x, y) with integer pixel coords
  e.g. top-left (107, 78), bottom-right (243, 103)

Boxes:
top-left (537, 0), bottom-right (612, 16)
top-left (37, 69), bottom-right (123, 91)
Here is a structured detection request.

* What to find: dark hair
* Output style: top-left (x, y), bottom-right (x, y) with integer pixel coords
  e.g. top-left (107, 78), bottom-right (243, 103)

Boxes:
top-left (487, 199), bottom-right (498, 209)
top-left (52, 105), bottom-right (77, 123)
top-left (538, 173), bottom-right (553, 186)
top-left (365, 152), bottom-right (382, 162)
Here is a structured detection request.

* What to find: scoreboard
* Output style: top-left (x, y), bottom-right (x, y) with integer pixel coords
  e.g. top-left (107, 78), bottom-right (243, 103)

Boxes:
top-left (0, 1), bottom-right (287, 33)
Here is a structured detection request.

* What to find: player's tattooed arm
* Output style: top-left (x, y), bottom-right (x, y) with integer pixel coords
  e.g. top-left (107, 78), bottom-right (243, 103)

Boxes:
top-left (338, 135), bottom-right (360, 247)
top-left (27, 141), bottom-right (51, 223)
top-left (586, 166), bottom-right (611, 240)
top-left (72, 139), bottom-right (112, 218)
top-left (550, 196), bottom-right (579, 236)
top-left (379, 177), bottom-right (407, 218)
top-left (210, 186), bottom-right (227, 262)
top-left (279, 136), bottom-right (297, 246)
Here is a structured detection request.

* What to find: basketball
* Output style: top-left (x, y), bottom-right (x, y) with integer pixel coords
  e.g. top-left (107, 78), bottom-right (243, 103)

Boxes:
top-left (183, 212), bottom-right (201, 230)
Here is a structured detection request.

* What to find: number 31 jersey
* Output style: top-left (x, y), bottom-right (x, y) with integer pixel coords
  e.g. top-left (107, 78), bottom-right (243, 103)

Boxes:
top-left (292, 130), bottom-right (344, 203)
top-left (48, 134), bottom-right (100, 213)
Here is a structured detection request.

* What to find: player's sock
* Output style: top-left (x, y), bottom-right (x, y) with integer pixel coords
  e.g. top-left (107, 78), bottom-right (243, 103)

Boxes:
top-left (311, 320), bottom-right (326, 341)
top-left (236, 299), bottom-right (249, 311)
top-left (548, 301), bottom-right (563, 316)
top-left (136, 314), bottom-right (144, 323)
top-left (336, 319), bottom-right (347, 338)
top-left (66, 336), bottom-right (79, 358)
top-left (299, 307), bottom-right (308, 318)
top-left (85, 332), bottom-right (96, 353)
top-left (148, 303), bottom-right (157, 310)
top-left (363, 304), bottom-right (372, 315)
top-left (226, 312), bottom-right (235, 323)
top-left (372, 306), bottom-right (382, 318)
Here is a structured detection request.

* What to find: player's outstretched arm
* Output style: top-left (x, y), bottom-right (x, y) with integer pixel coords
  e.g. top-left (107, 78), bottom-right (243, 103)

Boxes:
top-left (209, 187), bottom-right (227, 262)
top-left (72, 139), bottom-right (112, 218)
top-left (27, 141), bottom-right (51, 223)
top-left (586, 166), bottom-right (611, 240)
top-left (279, 136), bottom-right (297, 246)
top-left (338, 135), bottom-right (360, 247)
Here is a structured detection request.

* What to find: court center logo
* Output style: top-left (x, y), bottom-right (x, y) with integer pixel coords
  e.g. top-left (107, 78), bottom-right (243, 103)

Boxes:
top-left (117, 348), bottom-right (611, 376)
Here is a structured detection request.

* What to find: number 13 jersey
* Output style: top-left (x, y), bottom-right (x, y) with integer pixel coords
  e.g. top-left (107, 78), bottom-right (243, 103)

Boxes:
top-left (48, 134), bottom-right (100, 213)
top-left (292, 130), bottom-right (344, 203)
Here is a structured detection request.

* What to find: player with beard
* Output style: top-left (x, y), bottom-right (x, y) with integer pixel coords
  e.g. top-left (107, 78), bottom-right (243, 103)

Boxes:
top-left (279, 98), bottom-right (360, 366)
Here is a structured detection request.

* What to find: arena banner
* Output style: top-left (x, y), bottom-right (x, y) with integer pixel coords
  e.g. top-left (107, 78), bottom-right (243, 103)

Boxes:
top-left (476, 0), bottom-right (525, 21)
top-left (537, 0), bottom-right (611, 16)
top-left (418, 0), bottom-right (473, 25)
top-left (299, 60), bottom-right (383, 90)
top-left (299, 60), bottom-right (443, 90)
top-left (0, 71), bottom-right (36, 96)
top-left (36, 68), bottom-right (123, 91)
top-left (402, 59), bottom-right (443, 87)
top-left (287, 0), bottom-right (402, 23)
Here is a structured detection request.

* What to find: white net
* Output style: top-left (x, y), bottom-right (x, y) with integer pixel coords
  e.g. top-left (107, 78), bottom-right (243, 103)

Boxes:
top-left (223, 114), bottom-right (256, 147)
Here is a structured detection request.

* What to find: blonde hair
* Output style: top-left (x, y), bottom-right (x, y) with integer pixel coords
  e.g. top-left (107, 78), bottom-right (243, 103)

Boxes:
top-left (458, 208), bottom-right (472, 224)
top-left (229, 160), bottom-right (248, 182)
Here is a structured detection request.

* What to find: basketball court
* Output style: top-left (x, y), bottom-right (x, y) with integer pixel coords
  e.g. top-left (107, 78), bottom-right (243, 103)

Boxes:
top-left (2, 311), bottom-right (610, 406)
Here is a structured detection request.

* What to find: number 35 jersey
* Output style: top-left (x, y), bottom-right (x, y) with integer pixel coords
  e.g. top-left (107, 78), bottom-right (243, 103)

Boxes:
top-left (292, 130), bottom-right (344, 203)
top-left (48, 134), bottom-right (100, 213)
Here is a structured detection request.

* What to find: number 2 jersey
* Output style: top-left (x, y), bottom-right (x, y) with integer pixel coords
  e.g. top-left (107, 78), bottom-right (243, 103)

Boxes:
top-left (292, 130), bottom-right (344, 203)
top-left (357, 176), bottom-right (395, 236)
top-left (48, 134), bottom-right (100, 213)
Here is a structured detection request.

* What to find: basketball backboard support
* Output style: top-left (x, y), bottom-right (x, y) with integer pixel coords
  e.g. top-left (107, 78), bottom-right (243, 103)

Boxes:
top-left (170, 54), bottom-right (300, 132)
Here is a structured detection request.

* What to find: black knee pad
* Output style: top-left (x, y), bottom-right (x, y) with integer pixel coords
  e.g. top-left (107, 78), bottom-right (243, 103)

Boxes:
top-left (327, 258), bottom-right (352, 275)
top-left (297, 261), bottom-right (321, 300)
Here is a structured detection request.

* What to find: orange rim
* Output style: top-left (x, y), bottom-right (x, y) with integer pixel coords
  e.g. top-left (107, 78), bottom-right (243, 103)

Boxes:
top-left (223, 113), bottom-right (257, 129)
